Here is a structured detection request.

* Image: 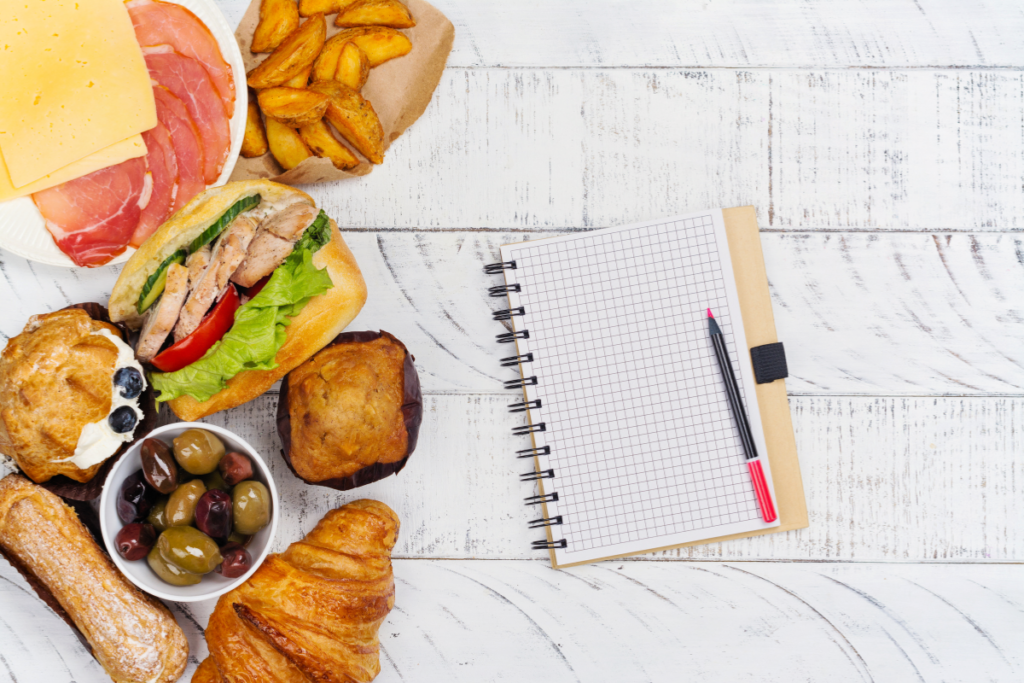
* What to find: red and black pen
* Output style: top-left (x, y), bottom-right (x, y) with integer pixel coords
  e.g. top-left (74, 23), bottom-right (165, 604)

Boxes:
top-left (706, 309), bottom-right (777, 523)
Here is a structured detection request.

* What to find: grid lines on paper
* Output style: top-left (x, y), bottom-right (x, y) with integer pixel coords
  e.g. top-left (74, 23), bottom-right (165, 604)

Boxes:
top-left (510, 216), bottom-right (760, 553)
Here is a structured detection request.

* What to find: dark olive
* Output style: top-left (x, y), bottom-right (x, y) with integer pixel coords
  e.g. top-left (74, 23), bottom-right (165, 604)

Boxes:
top-left (147, 497), bottom-right (170, 532)
top-left (172, 429), bottom-right (225, 475)
top-left (166, 479), bottom-right (206, 527)
top-left (141, 438), bottom-right (178, 494)
top-left (157, 527), bottom-right (223, 575)
top-left (232, 481), bottom-right (271, 535)
top-left (109, 406), bottom-right (138, 434)
top-left (115, 523), bottom-right (156, 561)
top-left (226, 531), bottom-right (252, 547)
top-left (202, 469), bottom-right (231, 493)
top-left (219, 452), bottom-right (253, 486)
top-left (216, 543), bottom-right (253, 579)
top-left (147, 546), bottom-right (201, 586)
top-left (113, 367), bottom-right (144, 399)
top-left (116, 470), bottom-right (155, 524)
top-left (195, 489), bottom-right (233, 540)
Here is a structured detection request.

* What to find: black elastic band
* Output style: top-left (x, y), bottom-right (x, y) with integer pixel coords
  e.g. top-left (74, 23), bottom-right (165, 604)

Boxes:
top-left (520, 469), bottom-right (555, 481)
top-left (489, 283), bottom-right (521, 297)
top-left (528, 516), bottom-right (563, 529)
top-left (750, 342), bottom-right (788, 384)
top-left (532, 539), bottom-right (567, 549)
top-left (484, 260), bottom-right (516, 274)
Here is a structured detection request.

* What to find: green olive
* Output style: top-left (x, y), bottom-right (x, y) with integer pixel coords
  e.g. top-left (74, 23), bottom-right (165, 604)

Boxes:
top-left (157, 527), bottom-right (223, 575)
top-left (232, 480), bottom-right (271, 535)
top-left (227, 531), bottom-right (251, 547)
top-left (147, 546), bottom-right (201, 586)
top-left (202, 469), bottom-right (231, 493)
top-left (172, 429), bottom-right (225, 475)
top-left (147, 497), bottom-right (170, 532)
top-left (166, 479), bottom-right (206, 527)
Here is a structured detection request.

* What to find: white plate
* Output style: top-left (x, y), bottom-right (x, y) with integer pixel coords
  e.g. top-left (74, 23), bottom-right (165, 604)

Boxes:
top-left (0, 0), bottom-right (247, 268)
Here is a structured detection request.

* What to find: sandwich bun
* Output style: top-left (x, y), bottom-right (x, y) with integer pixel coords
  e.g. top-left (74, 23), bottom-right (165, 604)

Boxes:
top-left (109, 180), bottom-right (367, 421)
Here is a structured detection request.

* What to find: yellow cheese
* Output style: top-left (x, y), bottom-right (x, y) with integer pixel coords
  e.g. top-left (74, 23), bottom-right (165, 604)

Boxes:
top-left (0, 0), bottom-right (157, 188)
top-left (0, 135), bottom-right (147, 202)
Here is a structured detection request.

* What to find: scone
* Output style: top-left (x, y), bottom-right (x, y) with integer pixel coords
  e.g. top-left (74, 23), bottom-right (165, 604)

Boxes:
top-left (0, 307), bottom-right (150, 484)
top-left (277, 331), bottom-right (421, 490)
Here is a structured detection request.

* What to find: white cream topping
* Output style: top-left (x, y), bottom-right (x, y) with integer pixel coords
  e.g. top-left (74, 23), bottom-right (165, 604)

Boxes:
top-left (60, 328), bottom-right (147, 470)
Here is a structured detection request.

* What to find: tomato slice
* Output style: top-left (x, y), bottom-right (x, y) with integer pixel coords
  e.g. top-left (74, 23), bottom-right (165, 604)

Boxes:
top-left (244, 274), bottom-right (271, 299)
top-left (151, 285), bottom-right (241, 372)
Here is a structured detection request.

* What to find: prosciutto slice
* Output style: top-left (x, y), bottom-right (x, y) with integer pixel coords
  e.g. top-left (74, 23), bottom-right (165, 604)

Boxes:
top-left (145, 47), bottom-right (230, 184)
top-left (33, 157), bottom-right (149, 268)
top-left (152, 86), bottom-right (206, 213)
top-left (132, 121), bottom-right (178, 247)
top-left (127, 0), bottom-right (235, 112)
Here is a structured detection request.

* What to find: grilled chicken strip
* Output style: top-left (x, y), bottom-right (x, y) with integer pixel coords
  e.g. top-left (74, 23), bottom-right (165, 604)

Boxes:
top-left (186, 244), bottom-right (211, 287)
top-left (174, 216), bottom-right (257, 341)
top-left (137, 262), bottom-right (190, 362)
top-left (231, 203), bottom-right (319, 288)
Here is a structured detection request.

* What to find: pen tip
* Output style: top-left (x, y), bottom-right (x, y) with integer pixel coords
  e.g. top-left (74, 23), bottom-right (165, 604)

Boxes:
top-left (707, 308), bottom-right (714, 318)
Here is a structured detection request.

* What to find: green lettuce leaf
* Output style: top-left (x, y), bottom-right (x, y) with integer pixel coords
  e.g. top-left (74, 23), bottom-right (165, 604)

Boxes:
top-left (150, 240), bottom-right (334, 404)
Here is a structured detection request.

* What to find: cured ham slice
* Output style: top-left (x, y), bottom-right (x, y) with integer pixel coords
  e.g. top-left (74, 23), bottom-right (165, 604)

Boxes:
top-left (152, 86), bottom-right (206, 213)
top-left (145, 47), bottom-right (230, 184)
top-left (33, 157), bottom-right (149, 268)
top-left (132, 121), bottom-right (178, 247)
top-left (127, 0), bottom-right (235, 112)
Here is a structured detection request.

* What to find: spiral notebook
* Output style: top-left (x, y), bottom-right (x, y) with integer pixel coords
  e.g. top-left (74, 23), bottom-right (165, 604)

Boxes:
top-left (490, 206), bottom-right (807, 568)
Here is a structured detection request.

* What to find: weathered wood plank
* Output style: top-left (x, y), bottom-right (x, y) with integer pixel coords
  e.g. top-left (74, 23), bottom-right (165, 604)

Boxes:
top-left (199, 395), bottom-right (1024, 561)
top-left (4, 232), bottom-right (1023, 396)
top-left (3, 560), bottom-right (1022, 682)
top-left (215, 0), bottom-right (1024, 69)
top-left (291, 69), bottom-right (1024, 231)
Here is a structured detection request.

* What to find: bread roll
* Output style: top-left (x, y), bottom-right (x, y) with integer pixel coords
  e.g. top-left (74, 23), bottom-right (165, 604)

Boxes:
top-left (0, 474), bottom-right (188, 683)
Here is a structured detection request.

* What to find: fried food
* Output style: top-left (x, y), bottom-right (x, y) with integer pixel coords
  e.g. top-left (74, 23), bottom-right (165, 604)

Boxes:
top-left (336, 0), bottom-right (415, 29)
top-left (247, 14), bottom-right (326, 89)
top-left (298, 0), bottom-right (360, 17)
top-left (251, 0), bottom-right (300, 53)
top-left (299, 120), bottom-right (360, 170)
top-left (258, 87), bottom-right (330, 126)
top-left (309, 80), bottom-right (384, 164)
top-left (311, 35), bottom-right (345, 83)
top-left (241, 98), bottom-right (270, 158)
top-left (283, 64), bottom-right (312, 88)
top-left (265, 118), bottom-right (314, 170)
top-left (336, 41), bottom-right (370, 91)
top-left (323, 27), bottom-right (412, 68)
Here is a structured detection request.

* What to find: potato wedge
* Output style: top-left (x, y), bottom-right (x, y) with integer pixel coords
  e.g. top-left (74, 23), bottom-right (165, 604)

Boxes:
top-left (335, 0), bottom-right (415, 28)
top-left (266, 118), bottom-right (313, 170)
top-left (335, 41), bottom-right (370, 91)
top-left (283, 64), bottom-right (312, 88)
top-left (299, 119), bottom-right (360, 170)
top-left (251, 0), bottom-right (299, 53)
top-left (298, 0), bottom-right (359, 17)
top-left (311, 34), bottom-right (346, 83)
top-left (309, 80), bottom-right (384, 164)
top-left (258, 87), bottom-right (329, 126)
top-left (323, 27), bottom-right (412, 68)
top-left (241, 98), bottom-right (270, 157)
top-left (247, 13), bottom-right (326, 89)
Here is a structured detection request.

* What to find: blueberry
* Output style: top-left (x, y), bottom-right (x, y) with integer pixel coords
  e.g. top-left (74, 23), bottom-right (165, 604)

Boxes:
top-left (109, 406), bottom-right (138, 434)
top-left (113, 367), bottom-right (144, 399)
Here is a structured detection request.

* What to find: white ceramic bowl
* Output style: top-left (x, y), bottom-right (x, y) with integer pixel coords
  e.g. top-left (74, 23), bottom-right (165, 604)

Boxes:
top-left (99, 422), bottom-right (279, 603)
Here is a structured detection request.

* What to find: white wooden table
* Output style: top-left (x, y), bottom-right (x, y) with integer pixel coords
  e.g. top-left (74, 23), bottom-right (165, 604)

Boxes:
top-left (3, 1), bottom-right (1023, 680)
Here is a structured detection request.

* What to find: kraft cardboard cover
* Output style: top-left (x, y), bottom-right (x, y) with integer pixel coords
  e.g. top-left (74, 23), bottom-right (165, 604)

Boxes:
top-left (231, 0), bottom-right (454, 184)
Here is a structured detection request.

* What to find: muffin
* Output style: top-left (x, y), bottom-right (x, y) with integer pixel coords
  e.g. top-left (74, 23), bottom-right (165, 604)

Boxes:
top-left (277, 331), bottom-right (422, 489)
top-left (0, 305), bottom-right (154, 497)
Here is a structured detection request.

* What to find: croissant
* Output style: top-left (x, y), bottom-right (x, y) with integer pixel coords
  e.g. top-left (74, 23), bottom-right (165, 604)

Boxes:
top-left (194, 499), bottom-right (399, 682)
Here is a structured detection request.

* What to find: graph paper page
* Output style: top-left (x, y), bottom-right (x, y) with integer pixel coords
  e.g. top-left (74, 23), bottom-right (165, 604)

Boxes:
top-left (500, 210), bottom-right (779, 566)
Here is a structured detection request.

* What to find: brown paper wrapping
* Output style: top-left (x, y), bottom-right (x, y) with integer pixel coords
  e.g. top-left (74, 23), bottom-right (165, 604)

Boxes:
top-left (231, 0), bottom-right (454, 184)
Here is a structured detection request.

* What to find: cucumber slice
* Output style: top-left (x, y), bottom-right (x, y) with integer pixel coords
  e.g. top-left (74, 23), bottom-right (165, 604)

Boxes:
top-left (188, 193), bottom-right (261, 254)
top-left (137, 249), bottom-right (187, 314)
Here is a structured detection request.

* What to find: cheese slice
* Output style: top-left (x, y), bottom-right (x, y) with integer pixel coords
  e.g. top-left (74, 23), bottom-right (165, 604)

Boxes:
top-left (0, 135), bottom-right (147, 202)
top-left (0, 0), bottom-right (156, 188)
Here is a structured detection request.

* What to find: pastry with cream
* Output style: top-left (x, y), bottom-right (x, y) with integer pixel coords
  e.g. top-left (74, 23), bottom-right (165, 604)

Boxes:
top-left (0, 308), bottom-right (148, 483)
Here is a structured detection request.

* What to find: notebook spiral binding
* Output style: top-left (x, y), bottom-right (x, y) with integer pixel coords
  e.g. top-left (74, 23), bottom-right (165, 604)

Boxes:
top-left (489, 263), bottom-right (566, 553)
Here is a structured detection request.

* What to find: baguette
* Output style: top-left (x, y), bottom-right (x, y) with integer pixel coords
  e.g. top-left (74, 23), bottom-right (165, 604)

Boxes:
top-left (0, 474), bottom-right (188, 683)
top-left (109, 180), bottom-right (367, 421)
